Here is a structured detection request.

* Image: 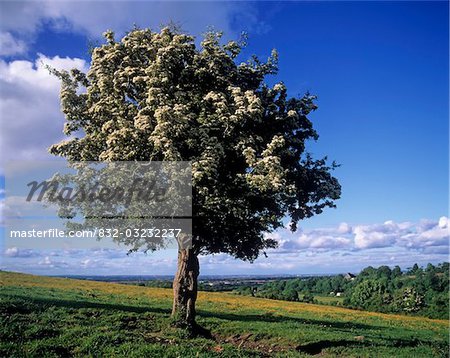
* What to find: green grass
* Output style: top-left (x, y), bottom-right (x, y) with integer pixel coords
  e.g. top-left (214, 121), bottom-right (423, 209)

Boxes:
top-left (1, 271), bottom-right (448, 357)
top-left (313, 295), bottom-right (344, 305)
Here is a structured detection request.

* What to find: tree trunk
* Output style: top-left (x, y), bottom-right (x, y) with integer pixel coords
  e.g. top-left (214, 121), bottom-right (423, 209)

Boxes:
top-left (172, 248), bottom-right (199, 327)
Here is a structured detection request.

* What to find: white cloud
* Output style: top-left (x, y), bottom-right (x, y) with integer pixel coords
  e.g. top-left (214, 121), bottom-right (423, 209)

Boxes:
top-left (0, 2), bottom-right (267, 51)
top-left (1, 217), bottom-right (448, 275)
top-left (38, 255), bottom-right (68, 268)
top-left (80, 258), bottom-right (104, 269)
top-left (0, 32), bottom-right (27, 56)
top-left (282, 233), bottom-right (352, 251)
top-left (270, 216), bottom-right (449, 253)
top-left (4, 246), bottom-right (19, 256)
top-left (0, 2), bottom-right (45, 34)
top-left (337, 222), bottom-right (352, 234)
top-left (38, 255), bottom-right (52, 265)
top-left (0, 2), bottom-right (269, 168)
top-left (394, 217), bottom-right (449, 250)
top-left (40, 2), bottom-right (243, 37)
top-left (3, 246), bottom-right (41, 257)
top-left (0, 54), bottom-right (88, 164)
top-left (353, 223), bottom-right (398, 249)
top-left (2, 218), bottom-right (448, 275)
top-left (438, 216), bottom-right (448, 229)
top-left (0, 198), bottom-right (9, 226)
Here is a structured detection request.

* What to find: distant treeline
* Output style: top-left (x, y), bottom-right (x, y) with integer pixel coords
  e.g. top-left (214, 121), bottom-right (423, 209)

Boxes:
top-left (135, 280), bottom-right (238, 291)
top-left (234, 262), bottom-right (449, 319)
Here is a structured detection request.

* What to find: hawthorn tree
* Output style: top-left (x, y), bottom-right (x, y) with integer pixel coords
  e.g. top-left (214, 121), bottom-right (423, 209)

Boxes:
top-left (50, 27), bottom-right (341, 328)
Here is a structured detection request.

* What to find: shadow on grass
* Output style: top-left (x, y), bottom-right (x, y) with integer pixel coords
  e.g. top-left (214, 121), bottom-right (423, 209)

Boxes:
top-left (1, 293), bottom-right (171, 316)
top-left (2, 293), bottom-right (444, 355)
top-left (196, 310), bottom-right (444, 353)
top-left (3, 293), bottom-right (214, 340)
top-left (296, 337), bottom-right (428, 355)
top-left (296, 339), bottom-right (368, 355)
top-left (197, 309), bottom-right (385, 332)
top-left (3, 293), bottom-right (386, 332)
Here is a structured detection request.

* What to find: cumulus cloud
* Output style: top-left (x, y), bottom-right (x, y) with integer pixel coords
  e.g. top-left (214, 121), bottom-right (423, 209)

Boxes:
top-left (0, 32), bottom-right (27, 56)
top-left (282, 233), bottom-right (352, 251)
top-left (353, 222), bottom-right (399, 249)
top-left (270, 216), bottom-right (449, 253)
top-left (4, 246), bottom-right (40, 258)
top-left (194, 217), bottom-right (449, 274)
top-left (0, 1), bottom-right (267, 52)
top-left (80, 258), bottom-right (104, 269)
top-left (394, 217), bottom-right (449, 250)
top-left (438, 216), bottom-right (448, 228)
top-left (38, 255), bottom-right (68, 268)
top-left (0, 54), bottom-right (88, 165)
top-left (1, 246), bottom-right (178, 275)
top-left (337, 222), bottom-right (352, 234)
top-left (1, 217), bottom-right (448, 275)
top-left (0, 2), bottom-right (270, 167)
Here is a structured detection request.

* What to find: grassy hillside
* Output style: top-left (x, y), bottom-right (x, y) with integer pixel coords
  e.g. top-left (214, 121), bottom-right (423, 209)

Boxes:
top-left (0, 271), bottom-right (448, 357)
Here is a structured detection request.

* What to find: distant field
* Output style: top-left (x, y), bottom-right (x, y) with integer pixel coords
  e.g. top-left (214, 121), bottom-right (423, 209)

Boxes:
top-left (314, 295), bottom-right (344, 305)
top-left (1, 271), bottom-right (448, 357)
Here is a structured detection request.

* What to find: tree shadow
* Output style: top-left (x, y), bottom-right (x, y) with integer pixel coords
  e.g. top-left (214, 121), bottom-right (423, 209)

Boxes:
top-left (191, 322), bottom-right (214, 339)
top-left (198, 310), bottom-right (439, 354)
top-left (2, 293), bottom-right (384, 333)
top-left (2, 293), bottom-right (443, 354)
top-left (197, 309), bottom-right (385, 332)
top-left (3, 293), bottom-right (218, 342)
top-left (2, 293), bottom-right (170, 316)
top-left (296, 339), bottom-right (367, 355)
top-left (296, 337), bottom-right (426, 355)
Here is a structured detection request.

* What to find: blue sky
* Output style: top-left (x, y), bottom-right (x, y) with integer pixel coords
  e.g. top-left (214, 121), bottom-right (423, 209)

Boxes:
top-left (0, 1), bottom-right (448, 276)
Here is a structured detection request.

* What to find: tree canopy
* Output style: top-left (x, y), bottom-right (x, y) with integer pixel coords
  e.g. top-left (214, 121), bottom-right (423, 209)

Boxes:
top-left (50, 26), bottom-right (341, 261)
